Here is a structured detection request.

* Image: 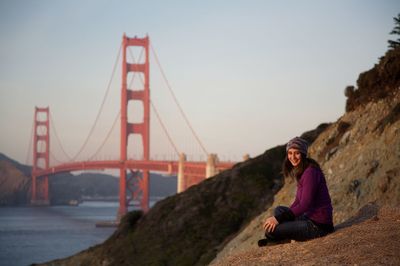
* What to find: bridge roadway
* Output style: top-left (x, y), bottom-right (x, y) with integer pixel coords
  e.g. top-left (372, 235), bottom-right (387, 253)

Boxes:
top-left (32, 159), bottom-right (236, 178)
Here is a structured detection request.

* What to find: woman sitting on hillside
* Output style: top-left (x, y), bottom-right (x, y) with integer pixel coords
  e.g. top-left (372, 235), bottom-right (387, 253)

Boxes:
top-left (258, 137), bottom-right (334, 247)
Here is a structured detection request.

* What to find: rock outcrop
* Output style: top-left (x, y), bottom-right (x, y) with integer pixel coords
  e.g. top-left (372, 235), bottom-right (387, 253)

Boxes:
top-left (345, 46), bottom-right (400, 111)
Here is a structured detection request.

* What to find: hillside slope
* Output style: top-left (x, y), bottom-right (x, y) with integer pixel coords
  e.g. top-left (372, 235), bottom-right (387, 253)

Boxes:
top-left (213, 204), bottom-right (400, 266)
top-left (212, 48), bottom-right (400, 264)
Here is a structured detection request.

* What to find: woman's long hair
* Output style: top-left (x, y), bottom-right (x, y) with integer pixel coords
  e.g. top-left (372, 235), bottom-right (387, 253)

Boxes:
top-left (282, 153), bottom-right (321, 181)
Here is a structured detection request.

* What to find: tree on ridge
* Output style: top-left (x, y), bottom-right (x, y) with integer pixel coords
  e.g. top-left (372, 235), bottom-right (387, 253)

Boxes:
top-left (388, 13), bottom-right (400, 49)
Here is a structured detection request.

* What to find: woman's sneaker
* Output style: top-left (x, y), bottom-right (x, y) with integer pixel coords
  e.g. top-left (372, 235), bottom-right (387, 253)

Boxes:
top-left (257, 238), bottom-right (268, 247)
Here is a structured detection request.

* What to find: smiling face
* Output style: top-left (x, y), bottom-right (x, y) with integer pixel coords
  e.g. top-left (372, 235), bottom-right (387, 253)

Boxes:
top-left (287, 148), bottom-right (302, 167)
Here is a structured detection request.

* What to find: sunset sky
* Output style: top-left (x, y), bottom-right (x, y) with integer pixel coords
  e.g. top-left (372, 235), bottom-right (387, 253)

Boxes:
top-left (0, 0), bottom-right (399, 165)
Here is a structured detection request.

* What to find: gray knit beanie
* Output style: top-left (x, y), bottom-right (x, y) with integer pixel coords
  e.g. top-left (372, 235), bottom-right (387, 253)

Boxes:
top-left (286, 137), bottom-right (308, 156)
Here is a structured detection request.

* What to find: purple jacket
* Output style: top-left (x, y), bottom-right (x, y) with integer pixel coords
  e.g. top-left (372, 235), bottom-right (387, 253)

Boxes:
top-left (290, 166), bottom-right (333, 225)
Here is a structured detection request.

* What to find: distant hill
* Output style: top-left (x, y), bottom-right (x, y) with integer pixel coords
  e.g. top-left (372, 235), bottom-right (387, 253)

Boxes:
top-left (148, 173), bottom-right (177, 198)
top-left (0, 153), bottom-right (31, 176)
top-left (0, 153), bottom-right (177, 205)
top-left (0, 160), bottom-right (30, 205)
top-left (52, 171), bottom-right (177, 202)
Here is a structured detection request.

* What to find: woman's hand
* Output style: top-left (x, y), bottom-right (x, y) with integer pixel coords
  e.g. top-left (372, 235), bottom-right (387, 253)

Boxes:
top-left (263, 216), bottom-right (279, 233)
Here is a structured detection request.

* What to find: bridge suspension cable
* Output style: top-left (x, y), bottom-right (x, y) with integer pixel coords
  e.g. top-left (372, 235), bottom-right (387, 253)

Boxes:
top-left (150, 101), bottom-right (180, 156)
top-left (49, 150), bottom-right (62, 166)
top-left (88, 110), bottom-right (120, 161)
top-left (150, 43), bottom-right (209, 156)
top-left (70, 42), bottom-right (122, 161)
top-left (49, 113), bottom-right (73, 161)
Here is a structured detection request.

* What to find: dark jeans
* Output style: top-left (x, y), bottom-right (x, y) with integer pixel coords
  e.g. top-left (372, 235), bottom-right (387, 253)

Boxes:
top-left (265, 206), bottom-right (328, 242)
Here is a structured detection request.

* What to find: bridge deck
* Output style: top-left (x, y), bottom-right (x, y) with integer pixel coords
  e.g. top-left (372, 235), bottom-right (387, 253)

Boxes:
top-left (32, 159), bottom-right (236, 178)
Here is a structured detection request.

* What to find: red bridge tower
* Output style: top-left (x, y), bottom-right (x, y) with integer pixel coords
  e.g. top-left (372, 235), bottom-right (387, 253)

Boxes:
top-left (31, 107), bottom-right (50, 205)
top-left (119, 34), bottom-right (150, 219)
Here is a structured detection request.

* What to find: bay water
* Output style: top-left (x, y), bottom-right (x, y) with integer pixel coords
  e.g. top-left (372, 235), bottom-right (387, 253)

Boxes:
top-left (0, 202), bottom-right (121, 266)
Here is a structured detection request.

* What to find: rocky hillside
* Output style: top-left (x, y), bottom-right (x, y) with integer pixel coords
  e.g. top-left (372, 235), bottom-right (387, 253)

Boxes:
top-left (212, 47), bottom-right (400, 264)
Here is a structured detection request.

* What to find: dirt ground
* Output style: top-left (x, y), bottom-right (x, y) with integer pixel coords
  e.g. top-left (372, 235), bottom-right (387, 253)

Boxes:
top-left (213, 204), bottom-right (400, 266)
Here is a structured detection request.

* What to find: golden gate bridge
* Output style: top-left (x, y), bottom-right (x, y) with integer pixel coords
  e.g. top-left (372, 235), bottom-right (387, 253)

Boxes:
top-left (28, 34), bottom-right (240, 221)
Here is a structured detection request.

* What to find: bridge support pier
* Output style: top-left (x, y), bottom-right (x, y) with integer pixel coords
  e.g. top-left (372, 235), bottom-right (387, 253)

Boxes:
top-left (177, 153), bottom-right (186, 193)
top-left (118, 168), bottom-right (127, 221)
top-left (31, 176), bottom-right (50, 206)
top-left (141, 171), bottom-right (150, 213)
top-left (206, 153), bottom-right (219, 178)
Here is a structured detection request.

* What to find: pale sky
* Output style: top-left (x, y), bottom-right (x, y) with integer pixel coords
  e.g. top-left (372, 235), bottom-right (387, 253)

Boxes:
top-left (0, 0), bottom-right (399, 166)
